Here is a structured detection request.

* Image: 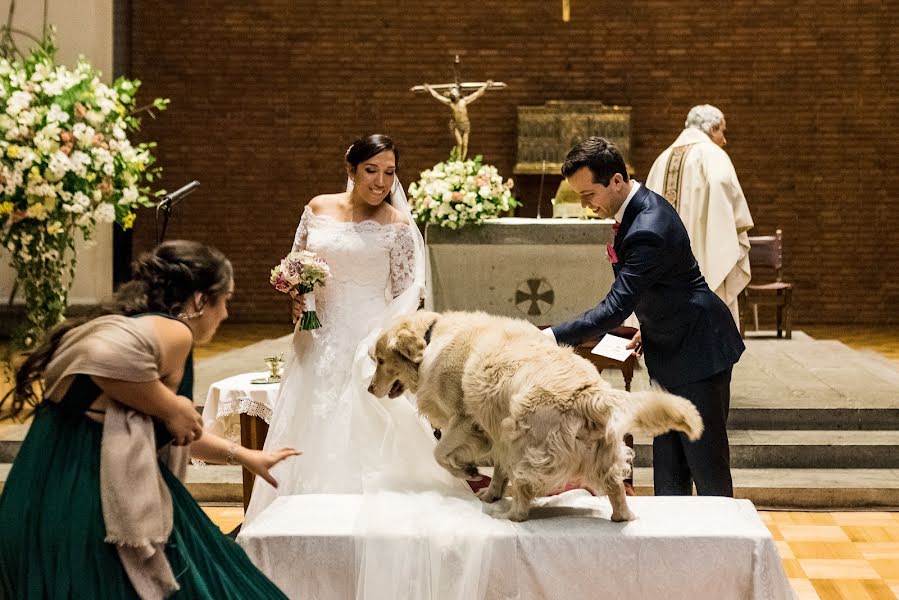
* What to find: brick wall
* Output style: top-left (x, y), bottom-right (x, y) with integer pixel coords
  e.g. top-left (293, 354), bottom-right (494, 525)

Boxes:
top-left (129, 0), bottom-right (898, 325)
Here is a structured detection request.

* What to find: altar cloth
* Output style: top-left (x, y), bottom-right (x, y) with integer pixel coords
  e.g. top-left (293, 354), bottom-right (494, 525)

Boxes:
top-left (237, 491), bottom-right (794, 600)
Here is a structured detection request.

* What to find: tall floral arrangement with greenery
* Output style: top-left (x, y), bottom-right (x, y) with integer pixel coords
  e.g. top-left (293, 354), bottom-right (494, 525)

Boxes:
top-left (0, 29), bottom-right (167, 346)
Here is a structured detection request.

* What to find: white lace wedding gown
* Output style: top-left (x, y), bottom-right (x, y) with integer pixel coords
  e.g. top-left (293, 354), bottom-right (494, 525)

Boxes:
top-left (244, 206), bottom-right (466, 524)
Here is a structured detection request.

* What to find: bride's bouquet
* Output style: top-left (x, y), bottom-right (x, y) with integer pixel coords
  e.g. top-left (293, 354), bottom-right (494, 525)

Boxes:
top-left (270, 250), bottom-right (331, 330)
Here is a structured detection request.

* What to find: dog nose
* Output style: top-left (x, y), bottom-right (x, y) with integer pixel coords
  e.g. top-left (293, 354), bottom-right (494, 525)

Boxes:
top-left (367, 384), bottom-right (375, 395)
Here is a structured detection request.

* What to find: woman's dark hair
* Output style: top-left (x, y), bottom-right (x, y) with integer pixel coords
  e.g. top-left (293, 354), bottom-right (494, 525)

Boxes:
top-left (561, 137), bottom-right (629, 185)
top-left (345, 134), bottom-right (399, 171)
top-left (1, 240), bottom-right (232, 418)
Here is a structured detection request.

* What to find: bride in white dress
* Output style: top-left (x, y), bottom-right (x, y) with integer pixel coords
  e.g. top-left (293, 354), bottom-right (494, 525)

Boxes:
top-left (245, 135), bottom-right (464, 521)
top-left (242, 135), bottom-right (508, 599)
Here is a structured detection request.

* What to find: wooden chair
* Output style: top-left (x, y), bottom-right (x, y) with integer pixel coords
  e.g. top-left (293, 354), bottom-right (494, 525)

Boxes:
top-left (739, 229), bottom-right (793, 339)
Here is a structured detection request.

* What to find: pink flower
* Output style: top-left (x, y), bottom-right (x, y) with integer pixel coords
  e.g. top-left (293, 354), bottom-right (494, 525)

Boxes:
top-left (273, 272), bottom-right (292, 293)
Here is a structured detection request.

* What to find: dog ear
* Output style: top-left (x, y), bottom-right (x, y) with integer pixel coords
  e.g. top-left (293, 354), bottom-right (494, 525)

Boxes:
top-left (388, 326), bottom-right (426, 364)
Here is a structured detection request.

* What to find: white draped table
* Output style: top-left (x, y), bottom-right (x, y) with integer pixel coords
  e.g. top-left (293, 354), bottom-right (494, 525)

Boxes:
top-left (201, 371), bottom-right (279, 441)
top-left (238, 491), bottom-right (794, 600)
top-left (202, 372), bottom-right (280, 507)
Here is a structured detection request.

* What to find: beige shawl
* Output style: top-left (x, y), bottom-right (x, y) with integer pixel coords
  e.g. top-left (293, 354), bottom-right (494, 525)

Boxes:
top-left (43, 314), bottom-right (191, 599)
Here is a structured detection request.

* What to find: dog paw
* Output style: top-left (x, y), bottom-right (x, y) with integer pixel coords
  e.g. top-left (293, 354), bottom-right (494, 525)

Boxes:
top-left (476, 488), bottom-right (501, 503)
top-left (611, 508), bottom-right (636, 522)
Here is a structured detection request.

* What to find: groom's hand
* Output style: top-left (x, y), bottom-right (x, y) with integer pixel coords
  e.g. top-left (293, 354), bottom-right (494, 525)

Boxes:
top-left (626, 329), bottom-right (643, 357)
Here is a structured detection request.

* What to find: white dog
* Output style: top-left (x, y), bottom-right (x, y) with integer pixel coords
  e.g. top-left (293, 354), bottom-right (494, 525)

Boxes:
top-left (369, 310), bottom-right (703, 522)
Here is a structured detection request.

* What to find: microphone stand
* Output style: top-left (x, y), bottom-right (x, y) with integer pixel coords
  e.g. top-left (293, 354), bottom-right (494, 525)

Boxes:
top-left (155, 180), bottom-right (200, 244)
top-left (536, 157), bottom-right (546, 219)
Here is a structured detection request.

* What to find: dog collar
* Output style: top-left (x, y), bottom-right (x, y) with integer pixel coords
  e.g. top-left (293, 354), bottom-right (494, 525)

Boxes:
top-left (423, 319), bottom-right (438, 345)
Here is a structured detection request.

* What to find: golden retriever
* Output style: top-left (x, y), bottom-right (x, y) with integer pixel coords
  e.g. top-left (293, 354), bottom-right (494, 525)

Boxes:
top-left (368, 310), bottom-right (703, 522)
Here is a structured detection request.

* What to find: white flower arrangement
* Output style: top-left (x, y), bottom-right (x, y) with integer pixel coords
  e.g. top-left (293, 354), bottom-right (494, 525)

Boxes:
top-left (408, 155), bottom-right (518, 230)
top-left (0, 31), bottom-right (167, 345)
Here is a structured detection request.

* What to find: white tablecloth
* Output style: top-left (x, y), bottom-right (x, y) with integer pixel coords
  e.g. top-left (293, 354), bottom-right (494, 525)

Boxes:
top-left (201, 372), bottom-right (279, 442)
top-left (238, 491), bottom-right (794, 600)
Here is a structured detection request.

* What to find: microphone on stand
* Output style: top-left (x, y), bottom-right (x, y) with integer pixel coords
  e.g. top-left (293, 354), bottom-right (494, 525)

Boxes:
top-left (159, 180), bottom-right (200, 208)
top-left (156, 180), bottom-right (200, 244)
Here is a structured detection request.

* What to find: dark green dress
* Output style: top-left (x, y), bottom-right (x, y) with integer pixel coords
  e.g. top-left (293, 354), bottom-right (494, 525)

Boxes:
top-left (0, 329), bottom-right (288, 598)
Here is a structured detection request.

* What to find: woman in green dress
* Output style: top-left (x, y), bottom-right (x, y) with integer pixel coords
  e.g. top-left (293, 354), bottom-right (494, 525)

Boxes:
top-left (0, 240), bottom-right (298, 599)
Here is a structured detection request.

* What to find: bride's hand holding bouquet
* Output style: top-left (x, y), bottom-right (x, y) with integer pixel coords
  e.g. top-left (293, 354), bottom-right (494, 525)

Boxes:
top-left (270, 250), bottom-right (331, 329)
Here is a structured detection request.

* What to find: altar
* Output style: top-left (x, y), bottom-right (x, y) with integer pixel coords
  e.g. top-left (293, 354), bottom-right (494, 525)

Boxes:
top-left (426, 217), bottom-right (615, 324)
top-left (238, 492), bottom-right (794, 600)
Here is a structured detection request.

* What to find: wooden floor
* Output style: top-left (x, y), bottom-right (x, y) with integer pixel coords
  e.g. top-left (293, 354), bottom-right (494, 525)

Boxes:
top-left (195, 321), bottom-right (899, 600)
top-left (762, 511), bottom-right (899, 599)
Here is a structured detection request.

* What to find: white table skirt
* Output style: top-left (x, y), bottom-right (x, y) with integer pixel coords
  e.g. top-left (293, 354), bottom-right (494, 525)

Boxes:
top-left (238, 492), bottom-right (794, 600)
top-left (201, 372), bottom-right (279, 442)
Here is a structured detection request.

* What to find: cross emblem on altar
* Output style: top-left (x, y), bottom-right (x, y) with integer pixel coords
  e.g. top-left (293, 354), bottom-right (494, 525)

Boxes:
top-left (515, 278), bottom-right (555, 316)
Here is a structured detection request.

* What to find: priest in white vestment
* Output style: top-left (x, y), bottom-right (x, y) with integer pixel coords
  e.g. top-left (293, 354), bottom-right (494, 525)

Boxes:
top-left (646, 105), bottom-right (754, 328)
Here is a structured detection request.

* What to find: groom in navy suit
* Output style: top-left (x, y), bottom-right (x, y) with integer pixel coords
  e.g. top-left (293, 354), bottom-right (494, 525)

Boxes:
top-left (543, 137), bottom-right (744, 496)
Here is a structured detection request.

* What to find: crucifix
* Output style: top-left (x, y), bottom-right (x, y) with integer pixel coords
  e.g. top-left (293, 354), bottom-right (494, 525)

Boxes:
top-left (411, 55), bottom-right (506, 160)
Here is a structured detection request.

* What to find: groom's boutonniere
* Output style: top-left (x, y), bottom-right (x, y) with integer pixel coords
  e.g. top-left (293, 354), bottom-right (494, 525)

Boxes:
top-left (606, 243), bottom-right (619, 264)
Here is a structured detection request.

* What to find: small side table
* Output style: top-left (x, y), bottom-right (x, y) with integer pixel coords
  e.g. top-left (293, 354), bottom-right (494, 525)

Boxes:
top-left (202, 372), bottom-right (279, 509)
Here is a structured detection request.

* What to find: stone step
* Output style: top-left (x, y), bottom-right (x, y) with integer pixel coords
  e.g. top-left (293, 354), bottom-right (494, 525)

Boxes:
top-left (633, 430), bottom-right (899, 469)
top-left (0, 462), bottom-right (242, 504)
top-left (4, 424), bottom-right (897, 468)
top-left (2, 463), bottom-right (894, 510)
top-left (727, 407), bottom-right (899, 430)
top-left (631, 468), bottom-right (899, 510)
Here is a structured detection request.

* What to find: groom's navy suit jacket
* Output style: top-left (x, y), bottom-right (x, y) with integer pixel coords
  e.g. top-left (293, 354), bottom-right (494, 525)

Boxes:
top-left (553, 184), bottom-right (744, 389)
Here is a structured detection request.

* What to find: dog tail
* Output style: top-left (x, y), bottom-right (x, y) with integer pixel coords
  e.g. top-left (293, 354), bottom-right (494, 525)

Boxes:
top-left (610, 389), bottom-right (703, 441)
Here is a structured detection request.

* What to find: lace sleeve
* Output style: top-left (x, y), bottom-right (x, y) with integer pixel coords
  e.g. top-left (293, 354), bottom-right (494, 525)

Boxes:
top-left (291, 206), bottom-right (311, 252)
top-left (388, 225), bottom-right (417, 299)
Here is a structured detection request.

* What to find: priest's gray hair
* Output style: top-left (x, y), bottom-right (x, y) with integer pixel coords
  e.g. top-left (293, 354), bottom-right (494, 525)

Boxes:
top-left (685, 104), bottom-right (724, 133)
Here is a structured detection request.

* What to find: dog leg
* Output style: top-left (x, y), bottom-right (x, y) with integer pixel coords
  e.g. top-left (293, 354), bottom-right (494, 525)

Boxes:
top-left (476, 463), bottom-right (507, 503)
top-left (607, 481), bottom-right (636, 522)
top-left (492, 473), bottom-right (535, 522)
top-left (501, 478), bottom-right (536, 522)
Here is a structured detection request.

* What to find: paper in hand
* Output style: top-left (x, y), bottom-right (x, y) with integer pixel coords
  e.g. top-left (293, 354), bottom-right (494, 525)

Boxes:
top-left (590, 333), bottom-right (633, 362)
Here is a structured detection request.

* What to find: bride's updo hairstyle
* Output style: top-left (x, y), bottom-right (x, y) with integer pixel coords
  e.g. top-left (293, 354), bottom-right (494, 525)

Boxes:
top-left (2, 240), bottom-right (232, 418)
top-left (345, 134), bottom-right (399, 171)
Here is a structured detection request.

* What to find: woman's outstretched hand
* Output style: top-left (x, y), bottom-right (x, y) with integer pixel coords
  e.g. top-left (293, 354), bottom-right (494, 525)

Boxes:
top-left (239, 447), bottom-right (302, 488)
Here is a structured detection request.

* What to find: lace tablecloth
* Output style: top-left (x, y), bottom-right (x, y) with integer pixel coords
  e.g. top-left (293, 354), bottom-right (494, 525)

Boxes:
top-left (238, 493), bottom-right (795, 600)
top-left (201, 372), bottom-right (279, 443)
